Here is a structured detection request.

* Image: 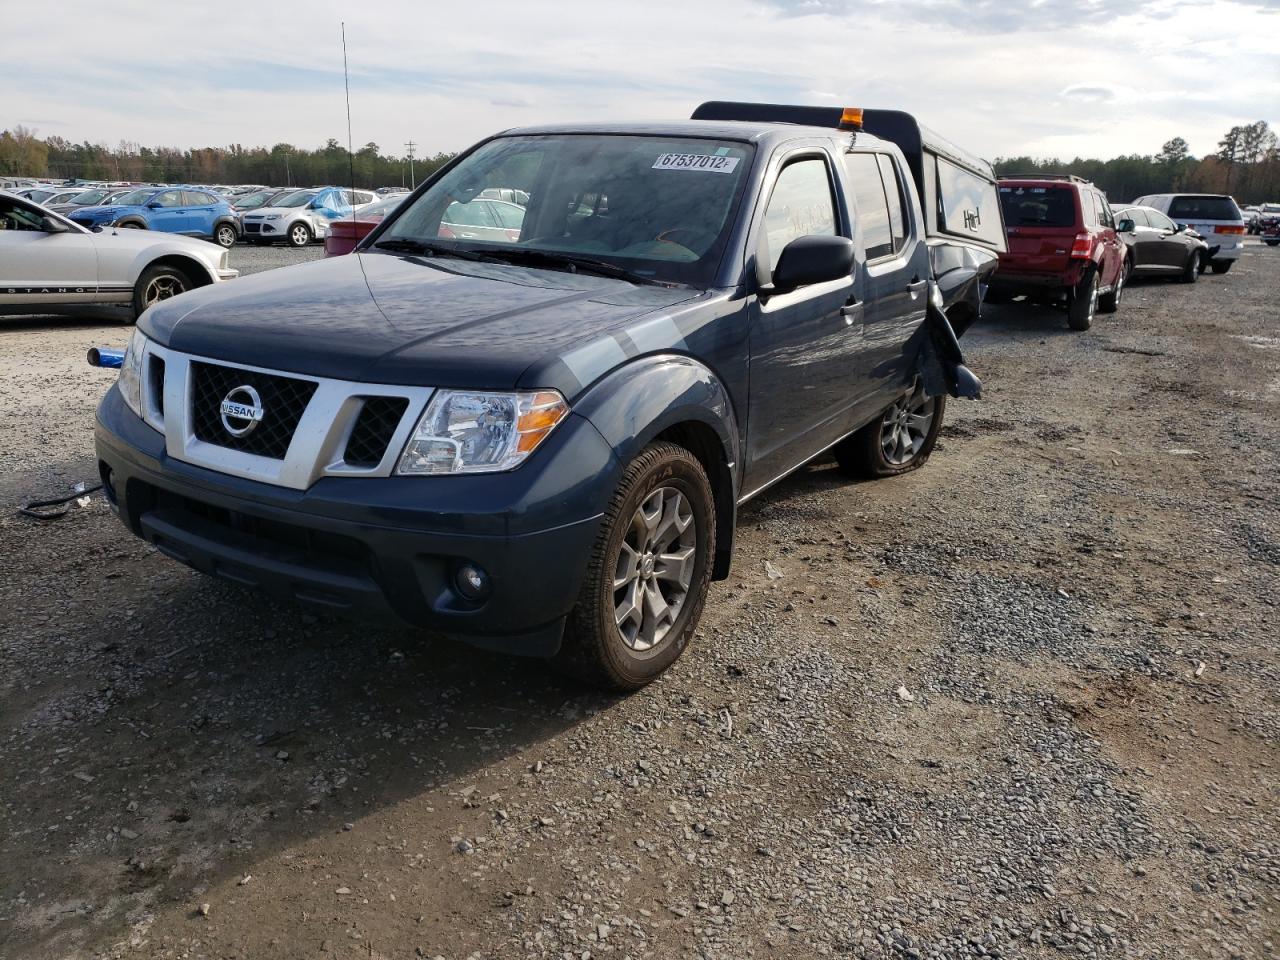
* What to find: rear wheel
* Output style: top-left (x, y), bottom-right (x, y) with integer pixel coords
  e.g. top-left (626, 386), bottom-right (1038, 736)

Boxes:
top-left (1265, 239), bottom-right (1280, 247)
top-left (557, 442), bottom-right (714, 691)
top-left (132, 263), bottom-right (192, 319)
top-left (1180, 249), bottom-right (1201, 283)
top-left (1067, 268), bottom-right (1098, 330)
top-left (1099, 259), bottom-right (1128, 313)
top-left (834, 383), bottom-right (945, 479)
top-left (1210, 260), bottom-right (1233, 275)
top-left (287, 222), bottom-right (312, 247)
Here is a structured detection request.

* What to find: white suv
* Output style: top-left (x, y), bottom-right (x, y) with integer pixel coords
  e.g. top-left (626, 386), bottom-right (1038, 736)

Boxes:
top-left (241, 186), bottom-right (375, 247)
top-left (1131, 193), bottom-right (1245, 275)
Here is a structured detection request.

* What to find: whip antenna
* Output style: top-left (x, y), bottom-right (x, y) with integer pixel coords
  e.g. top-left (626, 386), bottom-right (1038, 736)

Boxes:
top-left (342, 22), bottom-right (356, 230)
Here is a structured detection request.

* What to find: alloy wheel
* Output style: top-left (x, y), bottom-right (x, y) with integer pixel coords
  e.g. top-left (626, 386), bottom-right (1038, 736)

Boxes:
top-left (290, 224), bottom-right (309, 246)
top-left (880, 386), bottom-right (936, 466)
top-left (613, 486), bottom-right (696, 652)
top-left (142, 273), bottom-right (185, 306)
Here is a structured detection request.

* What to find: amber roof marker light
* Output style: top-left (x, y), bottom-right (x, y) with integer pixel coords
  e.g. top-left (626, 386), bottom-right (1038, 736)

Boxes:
top-left (839, 107), bottom-right (865, 130)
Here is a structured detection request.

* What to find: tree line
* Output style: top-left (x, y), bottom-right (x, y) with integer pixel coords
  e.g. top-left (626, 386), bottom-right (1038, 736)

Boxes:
top-left (993, 122), bottom-right (1279, 204)
top-left (2, 120), bottom-right (1277, 202)
top-left (0, 126), bottom-right (453, 189)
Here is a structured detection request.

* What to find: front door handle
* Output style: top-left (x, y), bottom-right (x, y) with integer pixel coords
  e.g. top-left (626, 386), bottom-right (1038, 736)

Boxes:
top-left (840, 298), bottom-right (863, 326)
top-left (906, 277), bottom-right (927, 299)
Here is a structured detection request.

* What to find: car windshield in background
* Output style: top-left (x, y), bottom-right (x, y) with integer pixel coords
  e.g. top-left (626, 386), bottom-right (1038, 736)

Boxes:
top-left (72, 189), bottom-right (109, 204)
top-left (1168, 196), bottom-right (1241, 221)
top-left (275, 191), bottom-right (318, 208)
top-left (382, 134), bottom-right (755, 285)
top-left (999, 185), bottom-right (1075, 227)
top-left (116, 189), bottom-right (155, 206)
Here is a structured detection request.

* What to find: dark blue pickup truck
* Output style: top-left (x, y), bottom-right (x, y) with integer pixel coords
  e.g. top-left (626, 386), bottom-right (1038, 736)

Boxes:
top-left (95, 103), bottom-right (1003, 689)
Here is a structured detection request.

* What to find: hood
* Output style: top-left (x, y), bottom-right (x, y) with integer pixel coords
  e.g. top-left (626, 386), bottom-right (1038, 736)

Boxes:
top-left (141, 251), bottom-right (701, 395)
top-left (70, 204), bottom-right (134, 221)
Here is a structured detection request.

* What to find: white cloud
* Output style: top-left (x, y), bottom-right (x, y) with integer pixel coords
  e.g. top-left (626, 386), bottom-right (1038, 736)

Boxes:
top-left (2, 0), bottom-right (1276, 162)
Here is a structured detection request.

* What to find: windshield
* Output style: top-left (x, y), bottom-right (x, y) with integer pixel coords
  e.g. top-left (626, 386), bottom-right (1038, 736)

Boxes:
top-left (381, 134), bottom-right (755, 285)
top-left (71, 189), bottom-right (109, 204)
top-left (1167, 195), bottom-right (1241, 221)
top-left (27, 190), bottom-right (56, 202)
top-left (999, 185), bottom-right (1075, 228)
top-left (275, 190), bottom-right (319, 208)
top-left (116, 189), bottom-right (156, 206)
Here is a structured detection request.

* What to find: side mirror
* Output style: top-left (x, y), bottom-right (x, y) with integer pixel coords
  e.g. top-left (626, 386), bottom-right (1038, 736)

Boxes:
top-left (770, 235), bottom-right (856, 294)
top-left (1175, 223), bottom-right (1187, 232)
top-left (1117, 218), bottom-right (1135, 233)
top-left (146, 202), bottom-right (161, 209)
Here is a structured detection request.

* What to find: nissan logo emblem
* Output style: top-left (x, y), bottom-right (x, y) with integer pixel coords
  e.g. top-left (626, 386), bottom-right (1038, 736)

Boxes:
top-left (219, 385), bottom-right (265, 437)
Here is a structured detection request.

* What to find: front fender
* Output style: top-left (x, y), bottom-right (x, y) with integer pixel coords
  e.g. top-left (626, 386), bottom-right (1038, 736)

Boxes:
top-left (573, 354), bottom-right (740, 579)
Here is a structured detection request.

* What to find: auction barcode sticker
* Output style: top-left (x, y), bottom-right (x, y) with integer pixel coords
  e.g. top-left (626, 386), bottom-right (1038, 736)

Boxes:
top-left (652, 153), bottom-right (740, 173)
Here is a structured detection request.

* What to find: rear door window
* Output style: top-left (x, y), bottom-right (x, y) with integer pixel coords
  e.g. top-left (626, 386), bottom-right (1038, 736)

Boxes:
top-left (999, 185), bottom-right (1076, 228)
top-left (843, 153), bottom-right (893, 260)
top-left (1168, 196), bottom-right (1241, 221)
top-left (762, 156), bottom-right (838, 272)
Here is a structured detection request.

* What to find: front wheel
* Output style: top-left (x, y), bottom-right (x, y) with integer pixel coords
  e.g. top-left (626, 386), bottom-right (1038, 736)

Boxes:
top-left (132, 263), bottom-right (192, 319)
top-left (287, 222), bottom-right (312, 247)
top-left (1180, 249), bottom-right (1201, 283)
top-left (1210, 260), bottom-right (1233, 275)
top-left (1068, 268), bottom-right (1098, 330)
top-left (214, 223), bottom-right (238, 248)
top-left (557, 442), bottom-right (715, 691)
top-left (834, 384), bottom-right (945, 479)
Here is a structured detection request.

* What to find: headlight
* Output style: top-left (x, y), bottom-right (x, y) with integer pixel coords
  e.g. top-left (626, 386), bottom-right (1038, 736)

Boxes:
top-left (118, 331), bottom-right (147, 416)
top-left (396, 390), bottom-right (569, 475)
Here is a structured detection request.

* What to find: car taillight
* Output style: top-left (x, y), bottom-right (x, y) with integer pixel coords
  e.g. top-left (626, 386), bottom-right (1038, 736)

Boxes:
top-left (1070, 233), bottom-right (1092, 258)
top-left (1215, 225), bottom-right (1245, 235)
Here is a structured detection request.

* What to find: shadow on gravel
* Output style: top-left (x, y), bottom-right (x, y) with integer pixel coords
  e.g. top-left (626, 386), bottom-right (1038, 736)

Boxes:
top-left (0, 521), bottom-right (604, 954)
top-left (970, 300), bottom-right (1088, 338)
top-left (0, 305), bottom-right (133, 329)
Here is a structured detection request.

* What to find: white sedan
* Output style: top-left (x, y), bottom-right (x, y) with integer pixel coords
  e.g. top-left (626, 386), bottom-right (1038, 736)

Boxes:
top-left (1, 190), bottom-right (237, 320)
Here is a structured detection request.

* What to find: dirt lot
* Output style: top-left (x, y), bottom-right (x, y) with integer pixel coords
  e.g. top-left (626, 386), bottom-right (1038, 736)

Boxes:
top-left (1, 243), bottom-right (1277, 960)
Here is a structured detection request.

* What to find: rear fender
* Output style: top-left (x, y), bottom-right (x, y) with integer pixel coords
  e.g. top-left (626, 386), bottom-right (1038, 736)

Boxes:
top-left (573, 355), bottom-right (740, 579)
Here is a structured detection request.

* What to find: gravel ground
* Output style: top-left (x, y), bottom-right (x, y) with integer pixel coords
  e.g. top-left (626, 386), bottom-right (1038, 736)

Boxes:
top-left (1, 243), bottom-right (1277, 960)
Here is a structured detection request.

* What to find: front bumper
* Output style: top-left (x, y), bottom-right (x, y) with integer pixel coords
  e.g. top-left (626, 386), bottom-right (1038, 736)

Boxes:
top-left (95, 387), bottom-right (616, 656)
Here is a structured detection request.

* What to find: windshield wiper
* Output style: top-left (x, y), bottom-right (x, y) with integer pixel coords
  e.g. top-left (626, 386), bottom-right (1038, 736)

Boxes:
top-left (371, 238), bottom-right (491, 261)
top-left (477, 248), bottom-right (667, 286)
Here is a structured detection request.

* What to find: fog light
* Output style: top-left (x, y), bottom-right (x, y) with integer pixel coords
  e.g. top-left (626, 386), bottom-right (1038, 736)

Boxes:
top-left (454, 562), bottom-right (490, 601)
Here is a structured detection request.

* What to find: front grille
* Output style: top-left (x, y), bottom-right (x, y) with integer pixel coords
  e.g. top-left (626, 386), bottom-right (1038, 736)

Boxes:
top-left (149, 485), bottom-right (370, 568)
top-left (191, 361), bottom-right (317, 459)
top-left (344, 397), bottom-right (409, 467)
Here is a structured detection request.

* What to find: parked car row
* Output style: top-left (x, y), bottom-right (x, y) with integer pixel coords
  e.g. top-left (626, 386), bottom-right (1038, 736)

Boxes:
top-left (989, 174), bottom-right (1250, 330)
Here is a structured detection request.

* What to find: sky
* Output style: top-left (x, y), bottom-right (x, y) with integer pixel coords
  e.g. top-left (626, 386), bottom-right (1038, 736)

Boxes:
top-left (4, 0), bottom-right (1277, 163)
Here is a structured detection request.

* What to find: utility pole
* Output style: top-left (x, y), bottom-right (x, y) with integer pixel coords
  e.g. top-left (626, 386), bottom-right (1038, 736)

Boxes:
top-left (405, 140), bottom-right (417, 189)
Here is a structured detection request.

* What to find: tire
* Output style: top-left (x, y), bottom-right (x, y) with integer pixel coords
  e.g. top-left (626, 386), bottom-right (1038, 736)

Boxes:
top-left (214, 223), bottom-right (238, 248)
top-left (287, 222), bottom-right (312, 247)
top-left (556, 442), bottom-right (715, 691)
top-left (1068, 267), bottom-right (1098, 331)
top-left (1265, 239), bottom-right (1280, 247)
top-left (833, 383), bottom-right (946, 479)
top-left (1210, 260), bottom-right (1233, 275)
top-left (1180, 249), bottom-right (1201, 284)
top-left (132, 263), bottom-right (192, 319)
top-left (1099, 259), bottom-right (1128, 313)
top-left (118, 221), bottom-right (145, 229)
